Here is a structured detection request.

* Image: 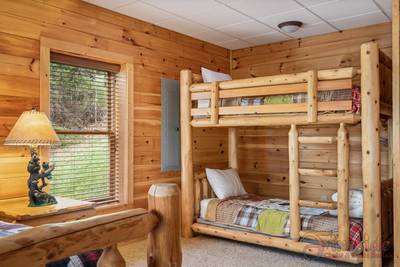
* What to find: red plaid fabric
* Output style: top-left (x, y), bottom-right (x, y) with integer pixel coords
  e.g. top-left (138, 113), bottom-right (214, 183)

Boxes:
top-left (77, 250), bottom-right (103, 267)
top-left (352, 86), bottom-right (361, 113)
top-left (349, 220), bottom-right (363, 252)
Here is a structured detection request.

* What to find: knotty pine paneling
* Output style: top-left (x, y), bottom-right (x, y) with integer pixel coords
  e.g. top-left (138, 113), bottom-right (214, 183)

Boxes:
top-left (238, 124), bottom-right (389, 202)
top-left (232, 23), bottom-right (391, 79)
top-left (0, 0), bottom-right (229, 206)
top-left (0, 1), bottom-right (393, 207)
top-left (232, 22), bottom-right (392, 202)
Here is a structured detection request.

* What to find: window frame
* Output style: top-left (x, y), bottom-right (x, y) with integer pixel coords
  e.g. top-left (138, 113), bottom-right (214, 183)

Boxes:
top-left (40, 37), bottom-right (134, 208)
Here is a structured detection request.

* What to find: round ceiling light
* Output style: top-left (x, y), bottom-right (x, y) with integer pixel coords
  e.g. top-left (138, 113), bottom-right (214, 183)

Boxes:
top-left (278, 21), bottom-right (303, 33)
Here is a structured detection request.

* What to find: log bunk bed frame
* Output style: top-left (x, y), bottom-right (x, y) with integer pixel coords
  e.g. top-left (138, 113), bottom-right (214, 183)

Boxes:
top-left (180, 42), bottom-right (394, 266)
top-left (0, 184), bottom-right (182, 267)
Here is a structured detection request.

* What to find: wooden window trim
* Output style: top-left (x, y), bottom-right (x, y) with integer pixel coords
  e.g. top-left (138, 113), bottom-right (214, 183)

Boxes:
top-left (51, 53), bottom-right (121, 73)
top-left (39, 37), bottom-right (134, 206)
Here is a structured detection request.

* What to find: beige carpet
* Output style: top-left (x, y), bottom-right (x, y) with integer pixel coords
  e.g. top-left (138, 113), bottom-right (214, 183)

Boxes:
top-left (118, 235), bottom-right (394, 267)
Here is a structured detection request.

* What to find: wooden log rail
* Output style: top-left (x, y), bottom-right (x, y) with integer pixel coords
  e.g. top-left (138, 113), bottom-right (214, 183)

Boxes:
top-left (337, 123), bottom-right (350, 251)
top-left (289, 124), bottom-right (300, 241)
top-left (188, 67), bottom-right (358, 126)
top-left (192, 223), bottom-right (362, 264)
top-left (194, 172), bottom-right (214, 218)
top-left (0, 184), bottom-right (182, 267)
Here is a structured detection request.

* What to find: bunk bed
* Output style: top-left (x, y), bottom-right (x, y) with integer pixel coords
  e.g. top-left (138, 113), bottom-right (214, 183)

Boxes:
top-left (0, 183), bottom-right (181, 267)
top-left (180, 42), bottom-right (393, 266)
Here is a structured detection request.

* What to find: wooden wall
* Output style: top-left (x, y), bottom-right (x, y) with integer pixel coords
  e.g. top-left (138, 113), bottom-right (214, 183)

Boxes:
top-left (0, 1), bottom-right (394, 207)
top-left (232, 23), bottom-right (391, 79)
top-left (232, 22), bottom-right (392, 201)
top-left (238, 125), bottom-right (389, 201)
top-left (0, 0), bottom-right (229, 207)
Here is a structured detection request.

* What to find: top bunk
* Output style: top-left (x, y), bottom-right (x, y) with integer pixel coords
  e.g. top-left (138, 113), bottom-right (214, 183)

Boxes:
top-left (180, 42), bottom-right (392, 128)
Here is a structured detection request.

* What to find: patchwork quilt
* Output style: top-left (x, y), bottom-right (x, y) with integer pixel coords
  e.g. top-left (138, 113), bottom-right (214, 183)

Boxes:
top-left (200, 194), bottom-right (363, 254)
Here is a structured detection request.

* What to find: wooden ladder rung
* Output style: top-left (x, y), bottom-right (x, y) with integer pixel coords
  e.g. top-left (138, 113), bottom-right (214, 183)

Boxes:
top-left (299, 230), bottom-right (338, 243)
top-left (298, 136), bottom-right (337, 144)
top-left (299, 200), bottom-right (337, 210)
top-left (298, 168), bottom-right (337, 177)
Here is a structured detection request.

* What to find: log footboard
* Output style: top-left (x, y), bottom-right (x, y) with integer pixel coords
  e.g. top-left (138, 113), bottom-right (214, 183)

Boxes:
top-left (0, 183), bottom-right (181, 267)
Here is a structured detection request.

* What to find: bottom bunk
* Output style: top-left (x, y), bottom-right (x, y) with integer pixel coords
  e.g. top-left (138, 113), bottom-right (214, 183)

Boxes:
top-left (198, 195), bottom-right (363, 251)
top-left (192, 170), bottom-right (393, 265)
top-left (194, 194), bottom-right (363, 264)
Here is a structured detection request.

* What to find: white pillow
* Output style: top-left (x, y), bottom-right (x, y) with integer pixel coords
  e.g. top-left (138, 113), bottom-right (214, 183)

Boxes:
top-left (329, 190), bottom-right (363, 218)
top-left (205, 168), bottom-right (246, 199)
top-left (201, 67), bottom-right (232, 83)
top-left (198, 68), bottom-right (232, 108)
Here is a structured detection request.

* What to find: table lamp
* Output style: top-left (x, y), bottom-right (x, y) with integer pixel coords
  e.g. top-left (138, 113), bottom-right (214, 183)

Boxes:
top-left (4, 109), bottom-right (61, 207)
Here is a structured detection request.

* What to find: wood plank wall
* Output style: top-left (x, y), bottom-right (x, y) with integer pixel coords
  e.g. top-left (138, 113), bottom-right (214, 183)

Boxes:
top-left (232, 23), bottom-right (392, 79)
top-left (0, 1), bottom-right (394, 207)
top-left (233, 22), bottom-right (392, 201)
top-left (0, 0), bottom-right (229, 207)
top-left (238, 125), bottom-right (389, 202)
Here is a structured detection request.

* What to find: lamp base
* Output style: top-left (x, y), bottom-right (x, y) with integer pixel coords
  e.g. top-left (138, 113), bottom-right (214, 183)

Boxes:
top-left (27, 146), bottom-right (57, 207)
top-left (28, 196), bottom-right (58, 207)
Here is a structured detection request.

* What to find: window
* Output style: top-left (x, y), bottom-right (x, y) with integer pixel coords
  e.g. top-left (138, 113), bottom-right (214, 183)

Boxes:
top-left (48, 54), bottom-right (123, 204)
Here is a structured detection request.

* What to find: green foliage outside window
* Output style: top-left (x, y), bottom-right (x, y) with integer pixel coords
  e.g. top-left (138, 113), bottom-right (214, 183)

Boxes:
top-left (49, 62), bottom-right (116, 201)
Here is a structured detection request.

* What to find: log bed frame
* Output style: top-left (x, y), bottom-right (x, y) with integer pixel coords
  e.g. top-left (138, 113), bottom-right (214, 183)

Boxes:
top-left (180, 42), bottom-right (393, 266)
top-left (0, 183), bottom-right (182, 267)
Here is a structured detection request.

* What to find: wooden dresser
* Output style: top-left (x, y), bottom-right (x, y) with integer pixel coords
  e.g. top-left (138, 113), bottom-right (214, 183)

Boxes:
top-left (0, 196), bottom-right (95, 226)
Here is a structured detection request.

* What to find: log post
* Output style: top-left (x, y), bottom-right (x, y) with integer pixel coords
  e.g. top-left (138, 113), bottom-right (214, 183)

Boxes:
top-left (148, 184), bottom-right (182, 267)
top-left (194, 178), bottom-right (201, 218)
top-left (210, 81), bottom-right (219, 124)
top-left (180, 69), bottom-right (194, 238)
top-left (202, 178), bottom-right (210, 199)
top-left (289, 124), bottom-right (300, 241)
top-left (361, 42), bottom-right (382, 267)
top-left (392, 1), bottom-right (400, 265)
top-left (98, 245), bottom-right (125, 267)
top-left (307, 70), bottom-right (318, 123)
top-left (388, 119), bottom-right (393, 181)
top-left (228, 128), bottom-right (238, 170)
top-left (337, 123), bottom-right (350, 251)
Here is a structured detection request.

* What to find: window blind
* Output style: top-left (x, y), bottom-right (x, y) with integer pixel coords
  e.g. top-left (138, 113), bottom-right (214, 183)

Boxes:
top-left (49, 56), bottom-right (124, 204)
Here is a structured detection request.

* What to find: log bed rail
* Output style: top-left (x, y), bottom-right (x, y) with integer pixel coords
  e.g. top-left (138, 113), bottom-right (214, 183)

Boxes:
top-left (181, 41), bottom-right (394, 266)
top-left (190, 67), bottom-right (360, 127)
top-left (0, 183), bottom-right (182, 267)
top-left (183, 46), bottom-right (392, 128)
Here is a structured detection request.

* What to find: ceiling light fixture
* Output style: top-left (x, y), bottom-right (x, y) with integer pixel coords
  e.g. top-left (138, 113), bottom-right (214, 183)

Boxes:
top-left (278, 21), bottom-right (303, 33)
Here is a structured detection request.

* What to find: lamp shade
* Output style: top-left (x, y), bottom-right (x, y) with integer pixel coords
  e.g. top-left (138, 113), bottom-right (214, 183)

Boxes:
top-left (4, 110), bottom-right (60, 146)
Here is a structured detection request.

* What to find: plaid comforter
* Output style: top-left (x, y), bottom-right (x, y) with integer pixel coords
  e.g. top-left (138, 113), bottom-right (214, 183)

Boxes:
top-left (201, 195), bottom-right (363, 253)
top-left (239, 86), bottom-right (361, 113)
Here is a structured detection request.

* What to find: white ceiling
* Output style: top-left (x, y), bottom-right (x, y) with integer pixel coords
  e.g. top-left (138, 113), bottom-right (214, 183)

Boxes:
top-left (84, 0), bottom-right (392, 49)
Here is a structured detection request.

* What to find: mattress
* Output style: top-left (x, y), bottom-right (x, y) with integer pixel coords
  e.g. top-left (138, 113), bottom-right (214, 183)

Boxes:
top-left (198, 194), bottom-right (363, 254)
top-left (195, 86), bottom-right (361, 116)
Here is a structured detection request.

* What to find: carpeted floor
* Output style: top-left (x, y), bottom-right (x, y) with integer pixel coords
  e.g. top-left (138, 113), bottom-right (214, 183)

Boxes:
top-left (118, 235), bottom-right (394, 267)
